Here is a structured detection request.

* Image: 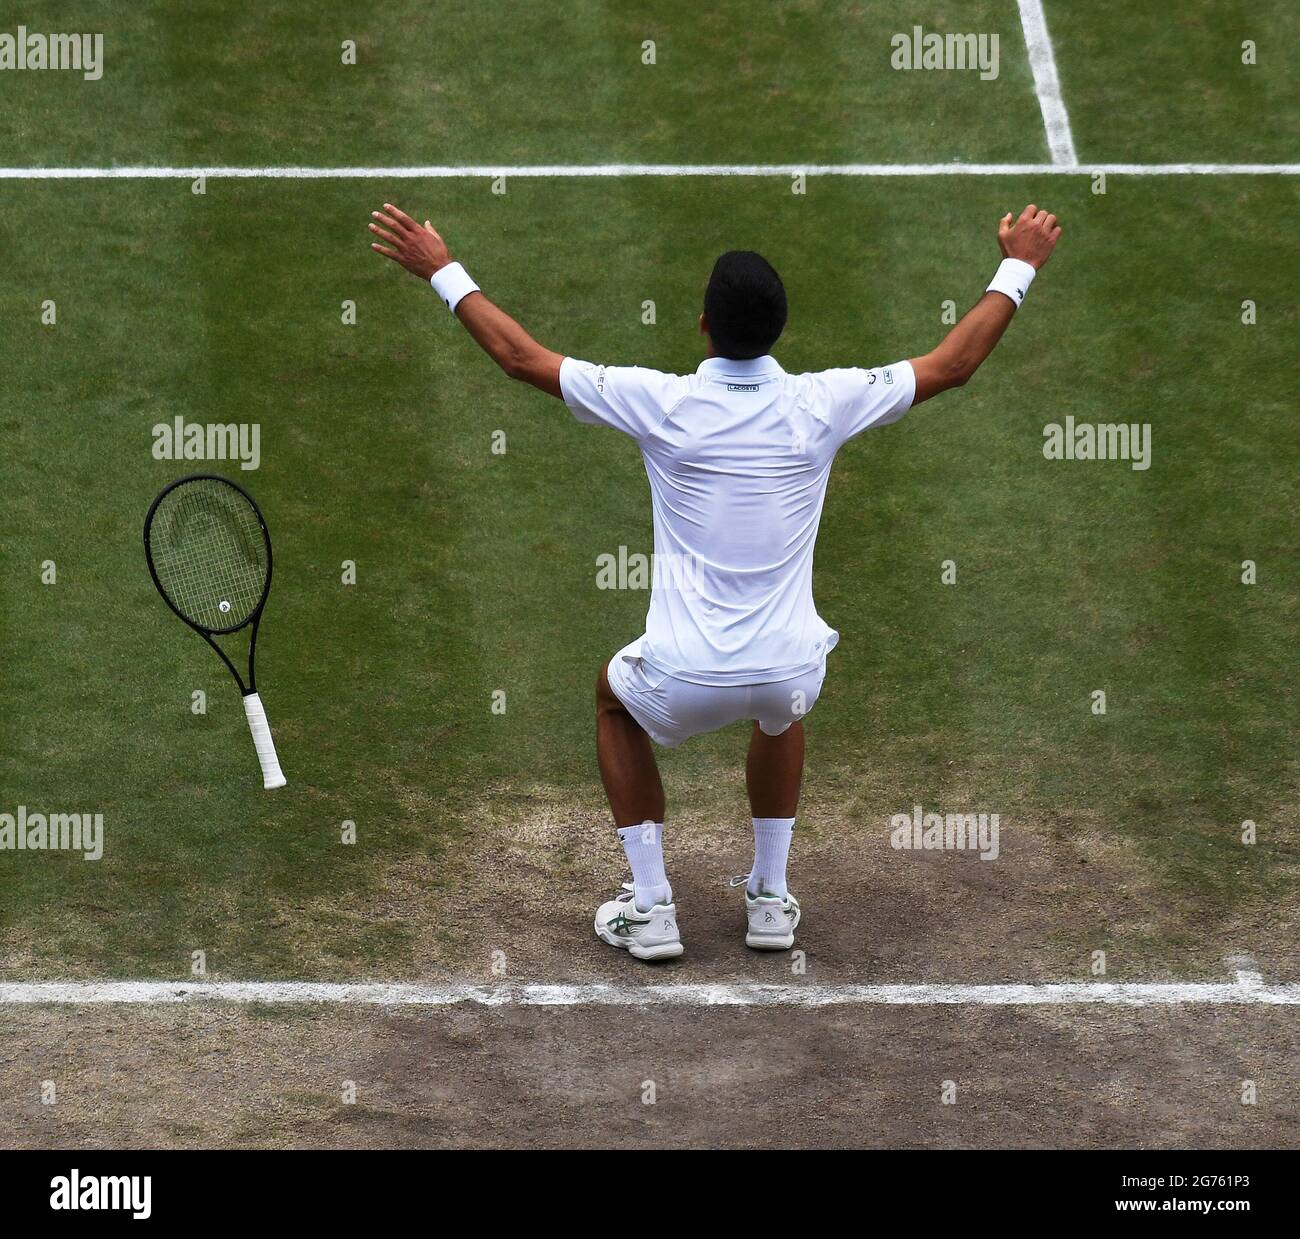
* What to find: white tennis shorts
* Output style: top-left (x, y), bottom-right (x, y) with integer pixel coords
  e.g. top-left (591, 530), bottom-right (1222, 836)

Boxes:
top-left (605, 637), bottom-right (828, 748)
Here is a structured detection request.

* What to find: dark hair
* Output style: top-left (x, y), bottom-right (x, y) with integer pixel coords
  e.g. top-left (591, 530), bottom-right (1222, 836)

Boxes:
top-left (703, 251), bottom-right (787, 360)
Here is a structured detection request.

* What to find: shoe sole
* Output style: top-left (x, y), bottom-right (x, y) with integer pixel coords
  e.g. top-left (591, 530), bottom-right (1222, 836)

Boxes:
top-left (746, 930), bottom-right (795, 950)
top-left (594, 919), bottom-right (684, 961)
top-left (630, 940), bottom-right (685, 961)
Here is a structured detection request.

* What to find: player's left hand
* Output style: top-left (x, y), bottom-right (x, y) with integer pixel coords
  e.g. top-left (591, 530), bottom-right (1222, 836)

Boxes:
top-left (369, 204), bottom-right (451, 279)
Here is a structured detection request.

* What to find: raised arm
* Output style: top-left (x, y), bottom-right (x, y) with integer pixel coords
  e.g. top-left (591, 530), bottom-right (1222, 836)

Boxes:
top-left (909, 204), bottom-right (1061, 407)
top-left (369, 203), bottom-right (564, 398)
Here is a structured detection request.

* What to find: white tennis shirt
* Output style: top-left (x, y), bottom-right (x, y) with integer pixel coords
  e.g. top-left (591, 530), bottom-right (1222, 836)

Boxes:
top-left (560, 354), bottom-right (916, 685)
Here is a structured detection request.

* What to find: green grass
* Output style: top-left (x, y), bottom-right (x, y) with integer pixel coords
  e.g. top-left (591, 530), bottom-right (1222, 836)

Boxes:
top-left (1051, 0), bottom-right (1300, 163)
top-left (1, 0), bottom-right (1044, 166)
top-left (0, 2), bottom-right (1297, 978)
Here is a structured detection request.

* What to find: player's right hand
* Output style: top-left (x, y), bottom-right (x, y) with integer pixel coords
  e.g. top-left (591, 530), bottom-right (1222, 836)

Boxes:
top-left (998, 204), bottom-right (1061, 270)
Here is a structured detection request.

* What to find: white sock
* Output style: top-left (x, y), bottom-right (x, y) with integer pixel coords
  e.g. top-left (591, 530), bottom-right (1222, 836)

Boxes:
top-left (617, 821), bottom-right (672, 911)
top-left (748, 816), bottom-right (795, 899)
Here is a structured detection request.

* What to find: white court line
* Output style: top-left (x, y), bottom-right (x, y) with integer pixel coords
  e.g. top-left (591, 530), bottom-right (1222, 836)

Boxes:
top-left (1017, 0), bottom-right (1078, 165)
top-left (0, 164), bottom-right (1297, 179)
top-left (0, 974), bottom-right (1296, 1007)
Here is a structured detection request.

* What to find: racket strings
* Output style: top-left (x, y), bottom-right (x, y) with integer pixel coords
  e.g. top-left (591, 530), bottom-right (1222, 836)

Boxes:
top-left (148, 480), bottom-right (269, 629)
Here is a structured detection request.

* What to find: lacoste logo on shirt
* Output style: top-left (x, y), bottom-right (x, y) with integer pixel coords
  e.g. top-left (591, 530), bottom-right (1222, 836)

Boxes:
top-left (727, 383), bottom-right (760, 392)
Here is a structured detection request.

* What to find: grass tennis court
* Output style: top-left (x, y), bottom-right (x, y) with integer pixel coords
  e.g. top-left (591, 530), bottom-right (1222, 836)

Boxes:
top-left (4, 174), bottom-right (1296, 978)
top-left (0, 0), bottom-right (1296, 1151)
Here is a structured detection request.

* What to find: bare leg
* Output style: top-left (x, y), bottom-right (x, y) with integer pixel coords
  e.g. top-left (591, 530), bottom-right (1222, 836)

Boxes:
top-left (596, 662), bottom-right (665, 827)
top-left (746, 720), bottom-right (805, 818)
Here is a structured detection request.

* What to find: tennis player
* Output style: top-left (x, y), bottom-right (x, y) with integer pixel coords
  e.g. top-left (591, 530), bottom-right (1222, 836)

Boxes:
top-left (371, 202), bottom-right (1061, 961)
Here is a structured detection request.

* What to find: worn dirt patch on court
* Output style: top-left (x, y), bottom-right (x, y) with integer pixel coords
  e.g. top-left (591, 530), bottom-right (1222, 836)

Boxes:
top-left (411, 773), bottom-right (1292, 986)
top-left (2, 1002), bottom-right (1294, 1149)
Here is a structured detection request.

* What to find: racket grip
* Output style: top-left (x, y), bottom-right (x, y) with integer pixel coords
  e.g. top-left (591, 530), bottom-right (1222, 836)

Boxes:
top-left (243, 692), bottom-right (287, 790)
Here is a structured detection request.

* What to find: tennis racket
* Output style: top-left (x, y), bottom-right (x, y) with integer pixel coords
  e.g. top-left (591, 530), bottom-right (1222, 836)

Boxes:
top-left (144, 474), bottom-right (286, 790)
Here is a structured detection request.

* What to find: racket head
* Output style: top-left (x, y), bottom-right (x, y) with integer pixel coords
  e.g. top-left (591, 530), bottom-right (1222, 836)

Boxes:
top-left (144, 474), bottom-right (273, 636)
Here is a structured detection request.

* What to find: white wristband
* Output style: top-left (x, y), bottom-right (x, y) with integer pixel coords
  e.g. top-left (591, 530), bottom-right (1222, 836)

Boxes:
top-left (430, 261), bottom-right (480, 313)
top-left (986, 258), bottom-right (1036, 308)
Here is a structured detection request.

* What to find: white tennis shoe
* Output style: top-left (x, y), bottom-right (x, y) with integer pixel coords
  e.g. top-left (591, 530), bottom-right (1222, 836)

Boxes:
top-left (730, 876), bottom-right (802, 950)
top-left (594, 883), bottom-right (684, 961)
